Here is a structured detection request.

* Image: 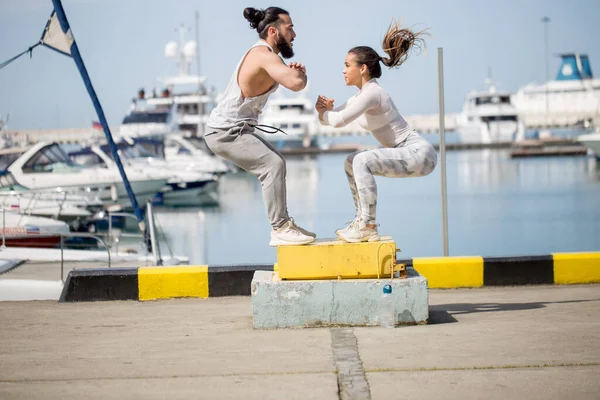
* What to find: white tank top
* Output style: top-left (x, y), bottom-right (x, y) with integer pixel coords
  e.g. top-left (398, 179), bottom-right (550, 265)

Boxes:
top-left (207, 40), bottom-right (280, 130)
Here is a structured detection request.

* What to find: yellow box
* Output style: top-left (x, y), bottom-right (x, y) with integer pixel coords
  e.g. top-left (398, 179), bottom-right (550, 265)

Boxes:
top-left (552, 252), bottom-right (600, 284)
top-left (277, 236), bottom-right (397, 280)
top-left (413, 256), bottom-right (483, 288)
top-left (138, 266), bottom-right (209, 301)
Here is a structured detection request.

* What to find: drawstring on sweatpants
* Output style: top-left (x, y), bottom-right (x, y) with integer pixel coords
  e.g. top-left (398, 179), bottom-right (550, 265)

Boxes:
top-left (248, 124), bottom-right (288, 135)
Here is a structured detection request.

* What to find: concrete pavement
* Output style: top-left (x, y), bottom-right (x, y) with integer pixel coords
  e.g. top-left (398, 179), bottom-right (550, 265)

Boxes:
top-left (1, 284), bottom-right (599, 399)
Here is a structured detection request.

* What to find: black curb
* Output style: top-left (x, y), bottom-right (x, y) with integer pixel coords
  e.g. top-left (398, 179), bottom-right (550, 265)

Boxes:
top-left (208, 264), bottom-right (274, 297)
top-left (483, 255), bottom-right (554, 286)
top-left (59, 268), bottom-right (139, 302)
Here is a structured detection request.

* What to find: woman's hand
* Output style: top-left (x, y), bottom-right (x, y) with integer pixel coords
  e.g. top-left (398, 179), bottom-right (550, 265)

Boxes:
top-left (315, 95), bottom-right (334, 121)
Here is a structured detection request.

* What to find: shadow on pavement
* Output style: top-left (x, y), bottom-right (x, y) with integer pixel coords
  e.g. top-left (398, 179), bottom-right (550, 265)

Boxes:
top-left (428, 298), bottom-right (600, 325)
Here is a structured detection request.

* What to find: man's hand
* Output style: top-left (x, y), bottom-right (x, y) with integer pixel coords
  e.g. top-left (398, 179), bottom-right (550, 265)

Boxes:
top-left (288, 62), bottom-right (306, 75)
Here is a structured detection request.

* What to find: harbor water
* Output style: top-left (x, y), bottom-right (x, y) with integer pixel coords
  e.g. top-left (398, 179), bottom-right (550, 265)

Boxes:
top-left (149, 134), bottom-right (600, 265)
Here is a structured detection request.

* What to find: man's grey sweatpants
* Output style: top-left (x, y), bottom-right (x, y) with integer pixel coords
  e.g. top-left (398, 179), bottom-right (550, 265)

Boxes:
top-left (204, 123), bottom-right (289, 229)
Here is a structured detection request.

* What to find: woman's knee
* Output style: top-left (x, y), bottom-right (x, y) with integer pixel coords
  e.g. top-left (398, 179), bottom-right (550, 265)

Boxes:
top-left (417, 145), bottom-right (437, 177)
top-left (352, 152), bottom-right (372, 172)
top-left (344, 151), bottom-right (360, 171)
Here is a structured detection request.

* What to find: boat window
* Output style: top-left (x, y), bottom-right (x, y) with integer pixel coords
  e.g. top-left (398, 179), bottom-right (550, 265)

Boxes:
top-left (70, 153), bottom-right (105, 167)
top-left (135, 141), bottom-right (164, 157)
top-left (101, 143), bottom-right (158, 160)
top-left (0, 171), bottom-right (19, 188)
top-left (481, 115), bottom-right (517, 122)
top-left (177, 104), bottom-right (198, 115)
top-left (0, 153), bottom-right (23, 170)
top-left (280, 123), bottom-right (289, 129)
top-left (164, 138), bottom-right (190, 155)
top-left (475, 97), bottom-right (494, 105)
top-left (475, 96), bottom-right (512, 105)
top-left (292, 123), bottom-right (301, 129)
top-left (122, 111), bottom-right (169, 124)
top-left (22, 144), bottom-right (78, 173)
top-left (186, 137), bottom-right (201, 149)
top-left (279, 104), bottom-right (304, 111)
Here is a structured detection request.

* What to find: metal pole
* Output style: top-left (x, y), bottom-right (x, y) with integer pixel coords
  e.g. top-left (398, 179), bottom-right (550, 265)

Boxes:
top-left (108, 211), bottom-right (113, 249)
top-left (195, 11), bottom-right (201, 77)
top-left (437, 48), bottom-right (449, 257)
top-left (2, 208), bottom-right (5, 248)
top-left (146, 199), bottom-right (162, 266)
top-left (60, 234), bottom-right (64, 282)
top-left (542, 16), bottom-right (550, 128)
top-left (194, 11), bottom-right (205, 136)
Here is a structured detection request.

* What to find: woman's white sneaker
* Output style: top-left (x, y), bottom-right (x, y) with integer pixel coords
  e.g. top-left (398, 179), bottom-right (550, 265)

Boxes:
top-left (337, 220), bottom-right (380, 243)
top-left (269, 219), bottom-right (316, 247)
top-left (335, 217), bottom-right (360, 238)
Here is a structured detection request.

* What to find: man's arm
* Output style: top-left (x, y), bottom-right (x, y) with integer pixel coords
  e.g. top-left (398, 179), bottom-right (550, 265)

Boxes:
top-left (262, 51), bottom-right (307, 92)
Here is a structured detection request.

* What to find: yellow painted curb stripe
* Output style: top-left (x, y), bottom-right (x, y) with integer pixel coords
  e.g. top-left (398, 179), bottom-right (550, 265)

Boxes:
top-left (413, 256), bottom-right (484, 288)
top-left (552, 252), bottom-right (600, 284)
top-left (138, 266), bottom-right (209, 301)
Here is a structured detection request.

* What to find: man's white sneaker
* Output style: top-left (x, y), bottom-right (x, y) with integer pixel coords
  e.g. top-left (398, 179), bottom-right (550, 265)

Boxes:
top-left (269, 219), bottom-right (316, 247)
top-left (338, 219), bottom-right (380, 243)
top-left (289, 217), bottom-right (316, 238)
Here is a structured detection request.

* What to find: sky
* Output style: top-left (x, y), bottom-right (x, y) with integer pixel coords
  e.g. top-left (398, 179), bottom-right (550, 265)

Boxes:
top-left (0, 0), bottom-right (599, 130)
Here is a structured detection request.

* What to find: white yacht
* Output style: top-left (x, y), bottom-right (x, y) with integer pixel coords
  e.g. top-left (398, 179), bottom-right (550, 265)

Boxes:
top-left (0, 209), bottom-right (70, 248)
top-left (512, 53), bottom-right (600, 128)
top-left (68, 142), bottom-right (220, 207)
top-left (121, 27), bottom-right (217, 138)
top-left (6, 142), bottom-right (168, 205)
top-left (577, 127), bottom-right (600, 159)
top-left (141, 134), bottom-right (233, 175)
top-left (456, 78), bottom-right (519, 144)
top-left (257, 88), bottom-right (319, 149)
top-left (0, 169), bottom-right (100, 222)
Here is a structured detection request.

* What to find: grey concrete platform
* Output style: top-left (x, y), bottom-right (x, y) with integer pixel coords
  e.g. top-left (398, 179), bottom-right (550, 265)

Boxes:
top-left (251, 270), bottom-right (428, 329)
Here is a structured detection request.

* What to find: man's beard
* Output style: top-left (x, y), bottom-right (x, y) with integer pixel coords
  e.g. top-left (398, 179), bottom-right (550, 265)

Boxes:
top-left (276, 32), bottom-right (294, 59)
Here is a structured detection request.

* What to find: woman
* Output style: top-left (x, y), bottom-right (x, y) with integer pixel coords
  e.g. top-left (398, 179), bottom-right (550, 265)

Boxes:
top-left (316, 21), bottom-right (437, 243)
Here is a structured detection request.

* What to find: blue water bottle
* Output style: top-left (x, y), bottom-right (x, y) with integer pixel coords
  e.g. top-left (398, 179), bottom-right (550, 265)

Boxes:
top-left (379, 284), bottom-right (395, 328)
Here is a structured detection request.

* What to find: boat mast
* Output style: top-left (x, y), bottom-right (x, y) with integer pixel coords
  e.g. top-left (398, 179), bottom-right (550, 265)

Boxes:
top-left (50, 0), bottom-right (147, 234)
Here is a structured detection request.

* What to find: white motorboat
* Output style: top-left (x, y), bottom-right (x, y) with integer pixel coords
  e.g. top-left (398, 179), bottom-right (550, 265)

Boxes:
top-left (0, 169), bottom-right (101, 222)
top-left (577, 129), bottom-right (600, 159)
top-left (0, 209), bottom-right (70, 248)
top-left (257, 88), bottom-right (320, 149)
top-left (456, 78), bottom-right (519, 144)
top-left (68, 142), bottom-right (219, 207)
top-left (120, 26), bottom-right (217, 138)
top-left (6, 142), bottom-right (169, 205)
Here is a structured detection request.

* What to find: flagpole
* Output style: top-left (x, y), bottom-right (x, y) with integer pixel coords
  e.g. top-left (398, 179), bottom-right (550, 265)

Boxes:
top-left (50, 0), bottom-right (147, 235)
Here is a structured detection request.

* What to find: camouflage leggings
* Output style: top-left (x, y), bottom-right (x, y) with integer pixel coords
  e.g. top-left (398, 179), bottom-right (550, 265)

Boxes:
top-left (344, 132), bottom-right (437, 225)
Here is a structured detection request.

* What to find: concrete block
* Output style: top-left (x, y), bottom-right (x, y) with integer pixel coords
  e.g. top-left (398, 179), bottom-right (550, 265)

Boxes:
top-left (251, 270), bottom-right (428, 329)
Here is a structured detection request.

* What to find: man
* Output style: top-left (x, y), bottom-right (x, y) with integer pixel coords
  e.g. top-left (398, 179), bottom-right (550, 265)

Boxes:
top-left (205, 7), bottom-right (315, 246)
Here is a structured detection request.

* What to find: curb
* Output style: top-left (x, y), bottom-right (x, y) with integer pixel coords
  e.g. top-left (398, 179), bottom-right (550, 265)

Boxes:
top-left (403, 252), bottom-right (600, 288)
top-left (59, 264), bottom-right (274, 302)
top-left (58, 252), bottom-right (600, 302)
